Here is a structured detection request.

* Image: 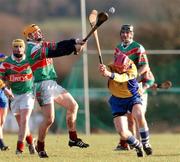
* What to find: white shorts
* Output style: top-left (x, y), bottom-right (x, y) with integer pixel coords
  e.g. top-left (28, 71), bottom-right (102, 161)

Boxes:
top-left (34, 80), bottom-right (66, 106)
top-left (141, 93), bottom-right (148, 113)
top-left (138, 82), bottom-right (148, 113)
top-left (10, 92), bottom-right (35, 115)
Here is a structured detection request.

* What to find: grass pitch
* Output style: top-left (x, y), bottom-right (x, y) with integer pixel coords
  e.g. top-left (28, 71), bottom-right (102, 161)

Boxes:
top-left (1, 133), bottom-right (180, 162)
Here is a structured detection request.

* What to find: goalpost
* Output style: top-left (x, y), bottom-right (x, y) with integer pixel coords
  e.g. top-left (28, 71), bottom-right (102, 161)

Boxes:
top-left (80, 0), bottom-right (91, 135)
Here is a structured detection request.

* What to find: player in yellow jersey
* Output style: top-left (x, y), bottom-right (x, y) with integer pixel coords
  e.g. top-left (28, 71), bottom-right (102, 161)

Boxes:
top-left (99, 54), bottom-right (152, 157)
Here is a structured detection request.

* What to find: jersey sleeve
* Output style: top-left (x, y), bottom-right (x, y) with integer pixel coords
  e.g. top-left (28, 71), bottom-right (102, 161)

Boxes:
top-left (141, 70), bottom-right (155, 88)
top-left (137, 45), bottom-right (149, 66)
top-left (0, 63), bottom-right (5, 89)
top-left (0, 79), bottom-right (5, 89)
top-left (30, 43), bottom-right (49, 60)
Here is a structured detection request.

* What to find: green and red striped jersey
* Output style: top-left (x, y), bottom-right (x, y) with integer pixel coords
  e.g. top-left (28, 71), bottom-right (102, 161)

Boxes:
top-left (26, 41), bottom-right (57, 82)
top-left (0, 55), bottom-right (33, 94)
top-left (114, 41), bottom-right (149, 69)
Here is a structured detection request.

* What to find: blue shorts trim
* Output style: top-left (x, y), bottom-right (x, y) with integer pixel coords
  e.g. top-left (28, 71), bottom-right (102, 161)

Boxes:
top-left (108, 94), bottom-right (142, 117)
top-left (0, 90), bottom-right (8, 108)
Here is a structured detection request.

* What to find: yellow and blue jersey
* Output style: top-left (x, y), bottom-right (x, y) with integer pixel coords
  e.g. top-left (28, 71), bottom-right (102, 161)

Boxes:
top-left (107, 62), bottom-right (140, 98)
top-left (0, 53), bottom-right (8, 108)
top-left (0, 53), bottom-right (6, 89)
top-left (107, 61), bottom-right (142, 117)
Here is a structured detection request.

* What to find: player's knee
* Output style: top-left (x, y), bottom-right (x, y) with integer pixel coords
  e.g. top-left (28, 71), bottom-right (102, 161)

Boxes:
top-left (46, 116), bottom-right (55, 126)
top-left (133, 107), bottom-right (144, 120)
top-left (128, 119), bottom-right (135, 127)
top-left (120, 131), bottom-right (129, 139)
top-left (69, 100), bottom-right (79, 113)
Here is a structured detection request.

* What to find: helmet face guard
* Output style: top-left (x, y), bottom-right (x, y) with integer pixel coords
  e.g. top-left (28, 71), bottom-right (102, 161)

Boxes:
top-left (31, 29), bottom-right (43, 41)
top-left (23, 24), bottom-right (43, 41)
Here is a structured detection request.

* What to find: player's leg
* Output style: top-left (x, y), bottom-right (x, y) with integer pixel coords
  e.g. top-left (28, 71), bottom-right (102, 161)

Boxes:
top-left (34, 81), bottom-right (55, 158)
top-left (0, 91), bottom-right (9, 151)
top-left (12, 93), bottom-right (35, 155)
top-left (15, 109), bottom-right (33, 154)
top-left (109, 96), bottom-right (143, 157)
top-left (130, 93), bottom-right (148, 140)
top-left (25, 94), bottom-right (36, 155)
top-left (128, 113), bottom-right (137, 136)
top-left (55, 92), bottom-right (78, 131)
top-left (0, 107), bottom-right (9, 151)
top-left (14, 114), bottom-right (22, 154)
top-left (113, 115), bottom-right (143, 157)
top-left (55, 91), bottom-right (89, 148)
top-left (115, 113), bottom-right (137, 151)
top-left (135, 92), bottom-right (148, 140)
top-left (36, 103), bottom-right (54, 158)
top-left (26, 129), bottom-right (36, 154)
top-left (132, 103), bottom-right (152, 155)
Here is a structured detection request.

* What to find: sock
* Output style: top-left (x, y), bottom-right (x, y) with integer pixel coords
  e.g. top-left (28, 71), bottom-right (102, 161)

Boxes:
top-left (37, 140), bottom-right (45, 152)
top-left (26, 134), bottom-right (33, 145)
top-left (69, 131), bottom-right (77, 141)
top-left (127, 136), bottom-right (142, 149)
top-left (0, 139), bottom-right (5, 148)
top-left (120, 139), bottom-right (128, 147)
top-left (17, 141), bottom-right (24, 152)
top-left (139, 128), bottom-right (150, 145)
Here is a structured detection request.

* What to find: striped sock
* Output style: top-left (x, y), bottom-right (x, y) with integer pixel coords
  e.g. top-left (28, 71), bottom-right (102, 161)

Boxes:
top-left (139, 128), bottom-right (150, 145)
top-left (127, 136), bottom-right (142, 149)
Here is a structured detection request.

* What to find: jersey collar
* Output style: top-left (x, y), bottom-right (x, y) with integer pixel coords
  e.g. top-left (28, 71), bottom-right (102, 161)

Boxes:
top-left (121, 39), bottom-right (133, 48)
top-left (11, 54), bottom-right (26, 63)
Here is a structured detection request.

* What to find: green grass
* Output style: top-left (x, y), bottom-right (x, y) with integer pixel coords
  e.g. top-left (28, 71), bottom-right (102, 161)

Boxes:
top-left (1, 133), bottom-right (180, 162)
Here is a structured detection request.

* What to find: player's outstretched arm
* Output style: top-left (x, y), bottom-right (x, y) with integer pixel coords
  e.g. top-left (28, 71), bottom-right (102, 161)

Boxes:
top-left (47, 39), bottom-right (85, 58)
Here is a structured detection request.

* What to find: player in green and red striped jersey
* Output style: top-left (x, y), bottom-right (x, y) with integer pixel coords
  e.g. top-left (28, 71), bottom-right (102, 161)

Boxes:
top-left (0, 39), bottom-right (36, 155)
top-left (113, 25), bottom-right (153, 155)
top-left (114, 25), bottom-right (149, 76)
top-left (23, 24), bottom-right (89, 158)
